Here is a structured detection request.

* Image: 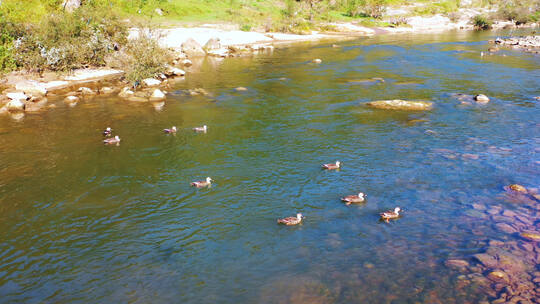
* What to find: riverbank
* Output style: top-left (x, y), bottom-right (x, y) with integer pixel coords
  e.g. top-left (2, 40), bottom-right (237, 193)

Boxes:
top-left (0, 10), bottom-right (538, 120)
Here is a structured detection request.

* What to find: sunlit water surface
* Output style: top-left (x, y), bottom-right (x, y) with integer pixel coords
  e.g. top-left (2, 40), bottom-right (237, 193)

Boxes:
top-left (0, 29), bottom-right (539, 303)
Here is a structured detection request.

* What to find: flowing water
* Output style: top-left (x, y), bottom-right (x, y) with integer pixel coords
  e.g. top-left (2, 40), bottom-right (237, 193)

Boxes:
top-left (0, 29), bottom-right (539, 303)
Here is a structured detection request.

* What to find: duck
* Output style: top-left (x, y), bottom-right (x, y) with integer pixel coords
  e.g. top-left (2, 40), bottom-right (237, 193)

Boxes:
top-left (380, 207), bottom-right (401, 222)
top-left (277, 213), bottom-right (304, 226)
top-left (191, 177), bottom-right (213, 188)
top-left (103, 135), bottom-right (121, 145)
top-left (341, 192), bottom-right (366, 205)
top-left (193, 125), bottom-right (207, 133)
top-left (163, 126), bottom-right (177, 134)
top-left (322, 161), bottom-right (341, 170)
top-left (103, 127), bottom-right (112, 136)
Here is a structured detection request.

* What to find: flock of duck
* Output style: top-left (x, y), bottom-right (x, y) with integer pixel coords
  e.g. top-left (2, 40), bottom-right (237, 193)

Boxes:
top-left (102, 126), bottom-right (402, 226)
top-left (278, 160), bottom-right (402, 225)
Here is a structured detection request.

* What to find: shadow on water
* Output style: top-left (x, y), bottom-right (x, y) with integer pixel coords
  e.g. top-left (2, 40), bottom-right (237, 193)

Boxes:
top-left (0, 28), bottom-right (539, 303)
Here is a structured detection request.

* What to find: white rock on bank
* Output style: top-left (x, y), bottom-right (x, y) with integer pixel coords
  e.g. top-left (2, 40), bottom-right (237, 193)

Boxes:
top-left (204, 37), bottom-right (222, 51)
top-left (182, 59), bottom-right (193, 67)
top-left (165, 66), bottom-right (185, 77)
top-left (118, 87), bottom-right (135, 98)
top-left (207, 48), bottom-right (229, 57)
top-left (15, 81), bottom-right (48, 96)
top-left (7, 92), bottom-right (29, 102)
top-left (143, 78), bottom-right (162, 87)
top-left (78, 87), bottom-right (96, 95)
top-left (100, 87), bottom-right (115, 94)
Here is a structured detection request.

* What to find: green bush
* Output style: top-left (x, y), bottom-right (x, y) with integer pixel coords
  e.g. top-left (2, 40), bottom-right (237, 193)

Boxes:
top-left (119, 34), bottom-right (173, 83)
top-left (472, 14), bottom-right (492, 30)
top-left (13, 6), bottom-right (127, 72)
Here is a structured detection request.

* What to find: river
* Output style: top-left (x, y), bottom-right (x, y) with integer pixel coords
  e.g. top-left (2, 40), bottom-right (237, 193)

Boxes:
top-left (0, 29), bottom-right (539, 303)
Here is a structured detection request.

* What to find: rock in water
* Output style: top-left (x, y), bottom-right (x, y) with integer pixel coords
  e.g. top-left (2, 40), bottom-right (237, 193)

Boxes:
top-left (505, 184), bottom-right (527, 194)
top-left (313, 58), bottom-right (322, 63)
top-left (445, 259), bottom-right (469, 270)
top-left (62, 0), bottom-right (80, 12)
top-left (6, 99), bottom-right (25, 112)
top-left (204, 38), bottom-right (222, 51)
top-left (366, 99), bottom-right (433, 111)
top-left (474, 94), bottom-right (490, 103)
top-left (181, 38), bottom-right (206, 57)
top-left (164, 66), bottom-right (185, 77)
top-left (150, 89), bottom-right (166, 101)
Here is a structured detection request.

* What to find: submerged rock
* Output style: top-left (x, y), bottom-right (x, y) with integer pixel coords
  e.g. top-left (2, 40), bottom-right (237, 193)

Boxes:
top-left (505, 184), bottom-right (528, 194)
top-left (366, 99), bottom-right (433, 111)
top-left (445, 259), bottom-right (469, 270)
top-left (64, 96), bottom-right (79, 104)
top-left (487, 270), bottom-right (509, 283)
top-left (100, 87), bottom-right (115, 94)
top-left (520, 232), bottom-right (540, 242)
top-left (474, 253), bottom-right (498, 268)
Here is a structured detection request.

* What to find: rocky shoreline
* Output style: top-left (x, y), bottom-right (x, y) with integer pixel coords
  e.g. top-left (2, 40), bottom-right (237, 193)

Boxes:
top-left (446, 185), bottom-right (540, 304)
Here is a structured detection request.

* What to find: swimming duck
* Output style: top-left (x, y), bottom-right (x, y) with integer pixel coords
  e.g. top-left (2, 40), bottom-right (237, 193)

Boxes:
top-left (103, 127), bottom-right (112, 136)
top-left (341, 192), bottom-right (366, 205)
top-left (193, 125), bottom-right (207, 133)
top-left (380, 207), bottom-right (401, 222)
top-left (191, 177), bottom-right (213, 188)
top-left (103, 135), bottom-right (121, 145)
top-left (164, 126), bottom-right (177, 134)
top-left (322, 161), bottom-right (341, 170)
top-left (277, 213), bottom-right (304, 226)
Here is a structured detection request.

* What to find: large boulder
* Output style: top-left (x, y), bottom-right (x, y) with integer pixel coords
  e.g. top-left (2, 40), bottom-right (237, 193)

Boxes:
top-left (181, 38), bottom-right (206, 57)
top-left (366, 99), bottom-right (433, 111)
top-left (204, 38), bottom-right (222, 51)
top-left (62, 0), bottom-right (81, 13)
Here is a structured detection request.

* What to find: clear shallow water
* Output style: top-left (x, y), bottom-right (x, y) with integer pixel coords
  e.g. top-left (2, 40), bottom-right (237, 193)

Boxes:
top-left (0, 30), bottom-right (539, 303)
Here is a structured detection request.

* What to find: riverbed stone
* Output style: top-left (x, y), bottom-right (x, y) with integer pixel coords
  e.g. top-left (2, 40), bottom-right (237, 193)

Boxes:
top-left (181, 38), bottom-right (206, 57)
top-left (520, 232), bottom-right (540, 242)
top-left (474, 94), bottom-right (490, 103)
top-left (445, 259), bottom-right (469, 270)
top-left (474, 253), bottom-right (498, 268)
top-left (506, 184), bottom-right (528, 194)
top-left (182, 59), bottom-right (193, 67)
top-left (235, 87), bottom-right (248, 92)
top-left (487, 270), bottom-right (510, 283)
top-left (366, 99), bottom-right (433, 111)
top-left (313, 58), bottom-right (322, 63)
top-left (496, 223), bottom-right (518, 234)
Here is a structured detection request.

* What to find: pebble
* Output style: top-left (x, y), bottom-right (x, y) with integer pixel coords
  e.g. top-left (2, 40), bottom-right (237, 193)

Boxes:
top-left (313, 58), bottom-right (322, 64)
